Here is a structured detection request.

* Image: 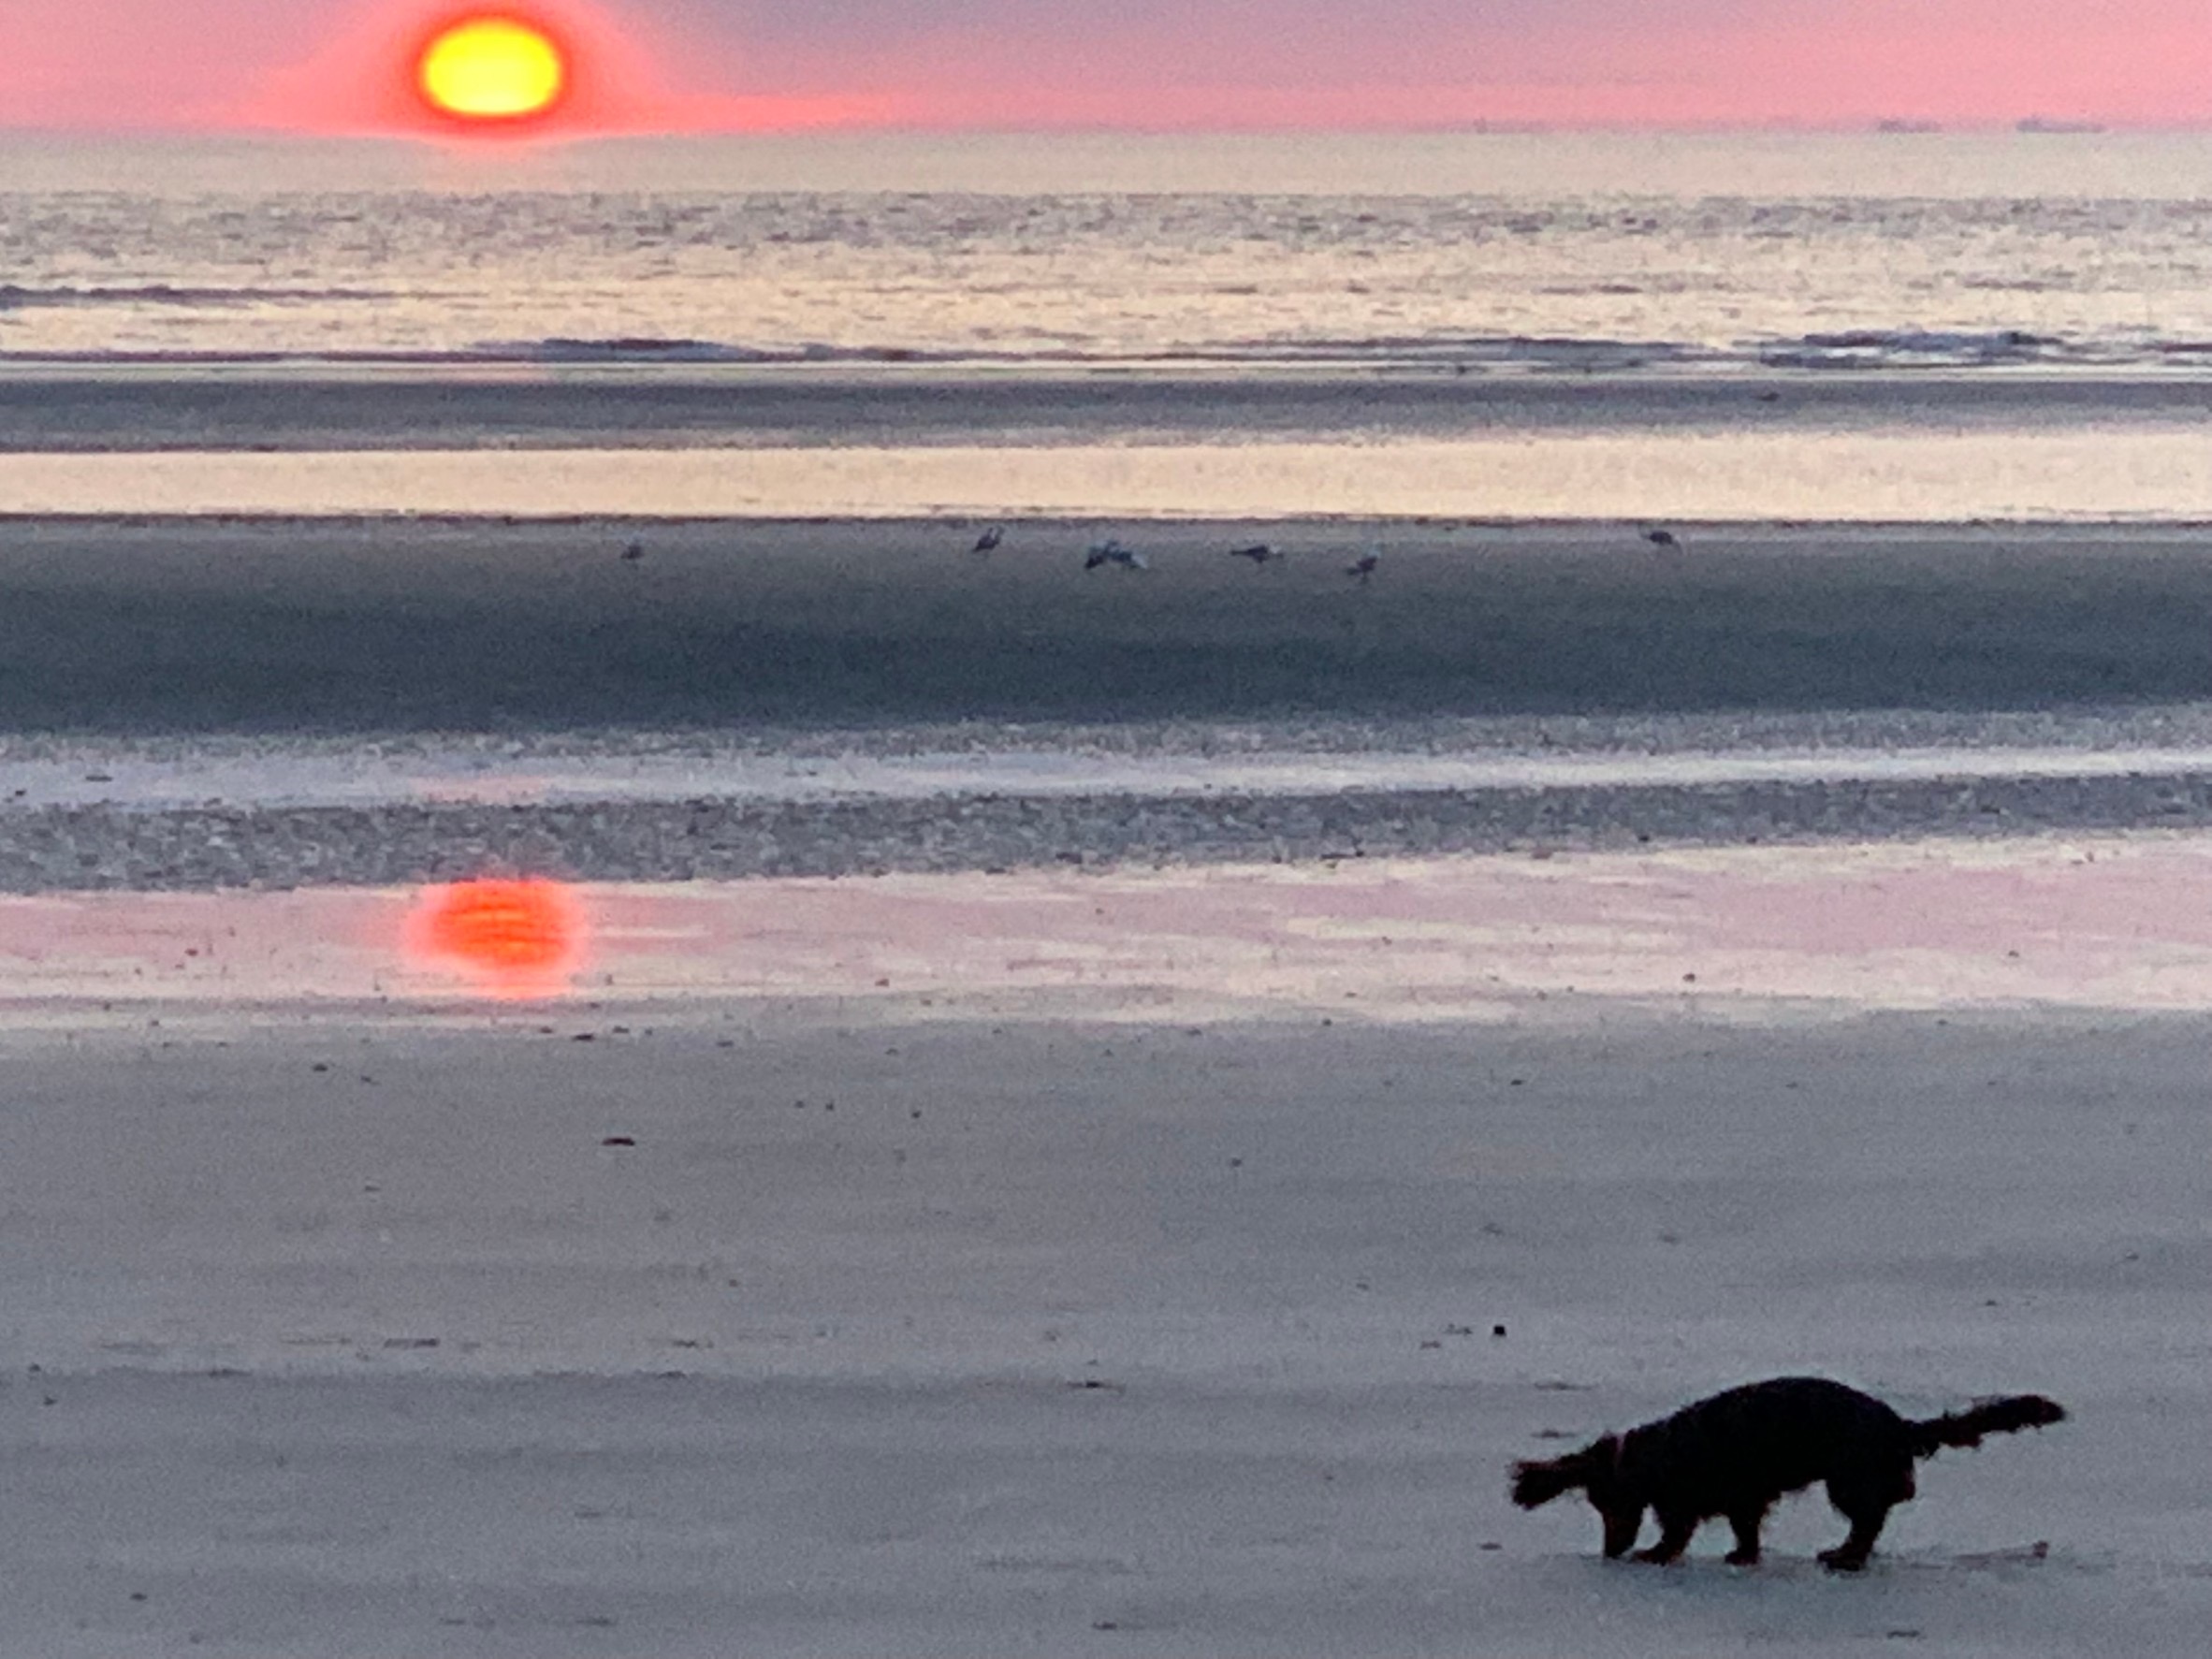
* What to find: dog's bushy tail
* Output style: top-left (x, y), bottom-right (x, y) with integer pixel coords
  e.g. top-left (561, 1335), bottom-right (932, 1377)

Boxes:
top-left (1908, 1394), bottom-right (2065, 1458)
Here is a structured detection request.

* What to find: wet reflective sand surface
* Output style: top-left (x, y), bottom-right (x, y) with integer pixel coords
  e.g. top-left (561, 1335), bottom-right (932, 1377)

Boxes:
top-left (2, 847), bottom-right (2210, 1652)
top-left (8, 834), bottom-right (2212, 1018)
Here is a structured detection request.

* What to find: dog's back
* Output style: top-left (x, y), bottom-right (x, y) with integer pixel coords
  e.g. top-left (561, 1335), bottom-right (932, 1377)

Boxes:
top-left (1633, 1376), bottom-right (1914, 1515)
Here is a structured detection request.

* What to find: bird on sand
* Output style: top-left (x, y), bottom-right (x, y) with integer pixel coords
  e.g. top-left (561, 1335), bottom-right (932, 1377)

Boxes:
top-left (971, 524), bottom-right (1004, 553)
top-left (1085, 538), bottom-right (1148, 571)
top-left (1644, 528), bottom-right (1681, 549)
top-left (1346, 546), bottom-right (1380, 582)
top-left (1228, 543), bottom-right (1278, 564)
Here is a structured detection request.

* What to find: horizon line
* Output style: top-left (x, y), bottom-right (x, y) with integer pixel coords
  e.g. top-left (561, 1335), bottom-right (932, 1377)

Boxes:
top-left (4, 118), bottom-right (2210, 140)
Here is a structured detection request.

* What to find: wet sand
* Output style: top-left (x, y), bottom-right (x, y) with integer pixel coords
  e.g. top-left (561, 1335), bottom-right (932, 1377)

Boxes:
top-left (5, 515), bottom-right (2212, 735)
top-left (9, 515), bottom-right (2212, 887)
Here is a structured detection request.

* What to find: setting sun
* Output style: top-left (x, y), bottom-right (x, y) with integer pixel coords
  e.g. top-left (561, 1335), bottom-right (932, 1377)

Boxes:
top-left (415, 15), bottom-right (569, 124)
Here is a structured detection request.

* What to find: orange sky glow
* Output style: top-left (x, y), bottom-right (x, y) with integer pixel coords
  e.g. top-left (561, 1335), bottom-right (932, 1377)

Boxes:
top-left (4, 0), bottom-right (2207, 135)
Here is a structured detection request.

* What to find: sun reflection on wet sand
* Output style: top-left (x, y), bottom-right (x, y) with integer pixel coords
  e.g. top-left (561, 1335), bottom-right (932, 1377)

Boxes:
top-left (6, 834), bottom-right (2212, 1023)
top-left (402, 878), bottom-right (587, 998)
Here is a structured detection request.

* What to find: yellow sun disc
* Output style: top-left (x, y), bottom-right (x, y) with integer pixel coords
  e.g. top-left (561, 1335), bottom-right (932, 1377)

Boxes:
top-left (416, 17), bottom-right (567, 122)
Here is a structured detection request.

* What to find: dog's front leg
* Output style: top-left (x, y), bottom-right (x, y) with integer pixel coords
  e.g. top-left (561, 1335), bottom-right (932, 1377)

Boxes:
top-left (1724, 1507), bottom-right (1768, 1566)
top-left (1600, 1505), bottom-right (1646, 1559)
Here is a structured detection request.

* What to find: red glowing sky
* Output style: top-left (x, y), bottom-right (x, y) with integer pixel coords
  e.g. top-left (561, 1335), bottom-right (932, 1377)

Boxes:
top-left (4, 0), bottom-right (2207, 134)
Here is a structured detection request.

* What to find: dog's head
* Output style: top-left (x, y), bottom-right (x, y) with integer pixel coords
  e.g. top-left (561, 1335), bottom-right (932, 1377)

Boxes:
top-left (1511, 1433), bottom-right (1642, 1557)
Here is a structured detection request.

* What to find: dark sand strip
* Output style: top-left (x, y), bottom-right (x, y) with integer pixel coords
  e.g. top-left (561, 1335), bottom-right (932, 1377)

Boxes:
top-left (14, 770), bottom-right (2212, 892)
top-left (4, 517), bottom-right (2212, 735)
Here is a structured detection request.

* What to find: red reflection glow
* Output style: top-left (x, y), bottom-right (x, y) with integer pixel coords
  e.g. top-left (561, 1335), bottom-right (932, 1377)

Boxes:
top-left (405, 878), bottom-right (585, 996)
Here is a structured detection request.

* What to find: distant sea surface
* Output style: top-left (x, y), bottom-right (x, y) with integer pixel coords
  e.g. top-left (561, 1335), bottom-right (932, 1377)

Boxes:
top-left (1, 130), bottom-right (2210, 517)
top-left (5, 129), bottom-right (2211, 371)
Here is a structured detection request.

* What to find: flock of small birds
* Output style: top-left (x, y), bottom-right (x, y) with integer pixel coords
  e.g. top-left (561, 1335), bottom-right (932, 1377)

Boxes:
top-left (614, 524), bottom-right (1685, 571)
top-left (977, 525), bottom-right (1385, 580)
top-left (963, 524), bottom-right (1684, 575)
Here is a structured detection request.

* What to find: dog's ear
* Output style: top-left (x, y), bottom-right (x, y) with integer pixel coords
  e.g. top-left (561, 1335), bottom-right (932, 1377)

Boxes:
top-left (1511, 1435), bottom-right (1611, 1509)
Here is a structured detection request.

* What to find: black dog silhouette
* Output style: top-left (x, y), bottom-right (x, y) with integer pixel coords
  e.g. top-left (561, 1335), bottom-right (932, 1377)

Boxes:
top-left (1511, 1375), bottom-right (2064, 1569)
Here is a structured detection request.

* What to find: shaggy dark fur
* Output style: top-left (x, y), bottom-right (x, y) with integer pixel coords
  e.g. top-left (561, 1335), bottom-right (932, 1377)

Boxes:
top-left (1510, 1375), bottom-right (2064, 1570)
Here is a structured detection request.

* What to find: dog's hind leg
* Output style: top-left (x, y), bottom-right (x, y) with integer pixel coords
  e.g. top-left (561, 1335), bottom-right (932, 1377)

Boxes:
top-left (1816, 1513), bottom-right (1887, 1572)
top-left (1819, 1465), bottom-right (1908, 1571)
top-left (1634, 1509), bottom-right (1699, 1564)
top-left (1816, 1490), bottom-right (1894, 1571)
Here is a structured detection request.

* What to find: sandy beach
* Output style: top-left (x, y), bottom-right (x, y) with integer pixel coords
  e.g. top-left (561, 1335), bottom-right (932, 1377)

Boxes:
top-left (0, 992), bottom-right (2206, 1655)
top-left (6, 837), bottom-right (2212, 1654)
top-left (7, 508), bottom-right (2212, 1652)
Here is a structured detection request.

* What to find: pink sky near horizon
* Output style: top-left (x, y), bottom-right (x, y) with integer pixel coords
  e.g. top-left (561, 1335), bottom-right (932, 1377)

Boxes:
top-left (0, 0), bottom-right (2205, 134)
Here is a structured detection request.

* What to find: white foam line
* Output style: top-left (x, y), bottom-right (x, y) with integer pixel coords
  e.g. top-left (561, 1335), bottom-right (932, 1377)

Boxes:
top-left (10, 743), bottom-right (2212, 813)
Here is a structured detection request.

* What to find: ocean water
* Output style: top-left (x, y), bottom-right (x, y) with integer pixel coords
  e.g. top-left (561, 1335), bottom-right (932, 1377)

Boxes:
top-left (4, 130), bottom-right (2211, 371)
top-left (1, 130), bottom-right (2209, 517)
